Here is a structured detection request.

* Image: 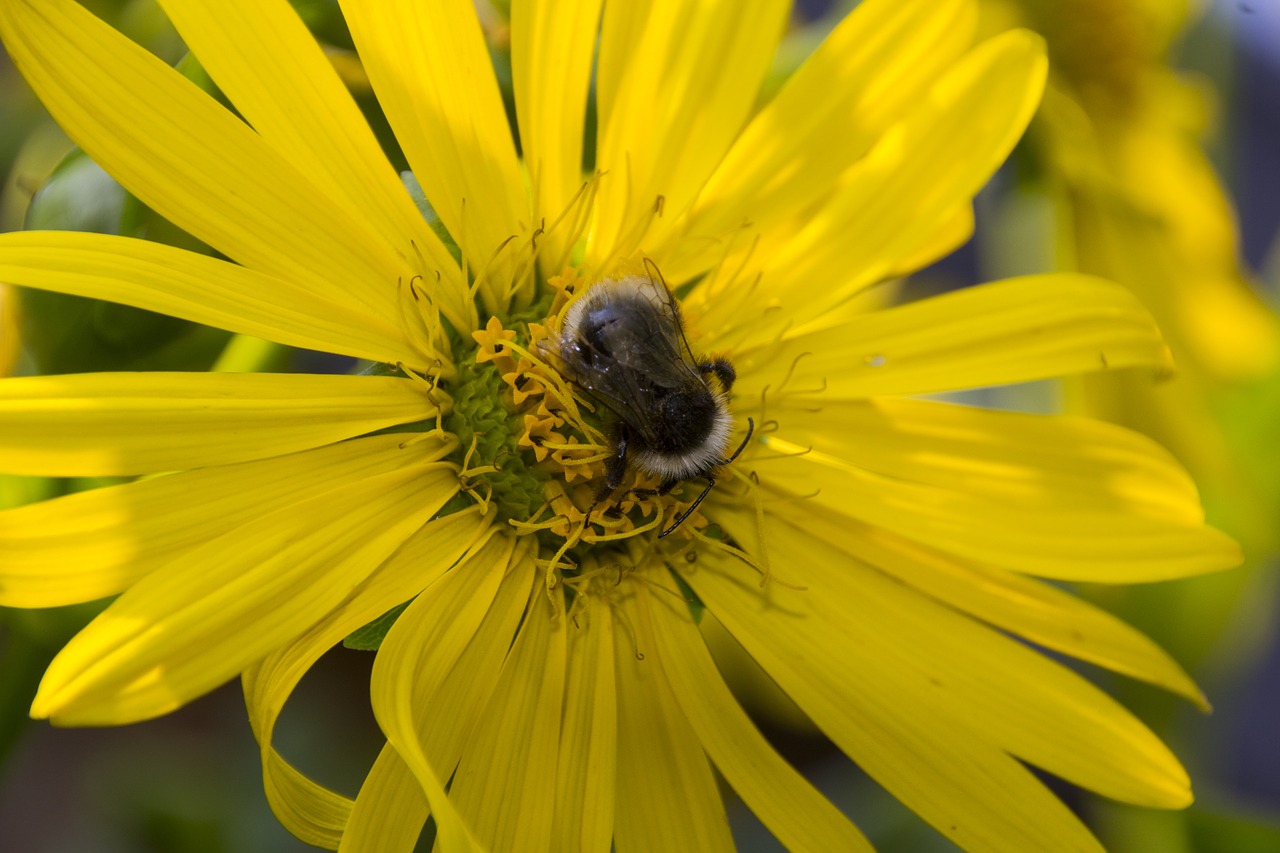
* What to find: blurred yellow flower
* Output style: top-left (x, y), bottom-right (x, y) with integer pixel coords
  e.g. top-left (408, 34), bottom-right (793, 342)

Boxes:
top-left (0, 0), bottom-right (1241, 850)
top-left (982, 0), bottom-right (1279, 676)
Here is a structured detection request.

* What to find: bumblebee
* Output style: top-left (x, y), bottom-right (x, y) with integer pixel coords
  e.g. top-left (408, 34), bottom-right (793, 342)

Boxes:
top-left (554, 273), bottom-right (750, 536)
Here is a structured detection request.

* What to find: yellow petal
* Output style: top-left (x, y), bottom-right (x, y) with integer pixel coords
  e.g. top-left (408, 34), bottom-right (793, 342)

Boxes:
top-left (589, 0), bottom-right (790, 266)
top-left (450, 584), bottom-right (566, 852)
top-left (0, 433), bottom-right (451, 608)
top-left (243, 508), bottom-right (488, 849)
top-left (731, 274), bottom-right (1172, 400)
top-left (890, 203), bottom-right (976, 276)
top-left (0, 0), bottom-right (407, 326)
top-left (0, 284), bottom-right (17, 377)
top-left (640, 573), bottom-right (872, 852)
top-left (758, 30), bottom-right (1047, 321)
top-left (234, 742), bottom-right (349, 853)
top-left (552, 592), bottom-right (616, 853)
top-left (369, 534), bottom-right (523, 853)
top-left (247, 509), bottom-right (486, 741)
top-left (762, 398), bottom-right (1204, 524)
top-left (35, 463), bottom-right (458, 725)
top-left (0, 231), bottom-right (434, 370)
top-left (728, 515), bottom-right (1195, 808)
top-left (745, 431), bottom-right (1240, 582)
top-left (339, 746), bottom-right (426, 853)
top-left (510, 0), bottom-right (603, 271)
top-left (686, 542), bottom-right (1111, 852)
top-left (0, 372), bottom-right (435, 476)
top-left (153, 0), bottom-right (469, 329)
top-left (658, 0), bottom-right (976, 280)
top-left (613, 581), bottom-right (733, 853)
top-left (340, 0), bottom-right (527, 313)
top-left (805, 517), bottom-right (1205, 706)
top-left (346, 532), bottom-right (532, 852)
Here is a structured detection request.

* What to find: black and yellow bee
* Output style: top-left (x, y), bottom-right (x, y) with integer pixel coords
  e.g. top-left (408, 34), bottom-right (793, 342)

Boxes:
top-left (555, 273), bottom-right (751, 536)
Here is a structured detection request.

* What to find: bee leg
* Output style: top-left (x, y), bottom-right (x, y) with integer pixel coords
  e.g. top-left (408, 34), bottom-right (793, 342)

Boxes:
top-left (585, 423), bottom-right (632, 528)
top-left (603, 423), bottom-right (632, 492)
top-left (659, 476), bottom-right (714, 538)
top-left (629, 472), bottom-right (675, 503)
top-left (698, 357), bottom-right (737, 393)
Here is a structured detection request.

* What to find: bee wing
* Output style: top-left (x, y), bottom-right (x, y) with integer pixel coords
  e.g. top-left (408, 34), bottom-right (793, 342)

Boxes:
top-left (560, 287), bottom-right (704, 447)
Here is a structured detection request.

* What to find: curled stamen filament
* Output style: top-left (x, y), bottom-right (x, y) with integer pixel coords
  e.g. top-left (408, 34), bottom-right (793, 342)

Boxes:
top-left (502, 340), bottom-right (602, 438)
top-left (508, 508), bottom-right (569, 535)
top-left (586, 510), bottom-right (665, 543)
top-left (541, 443), bottom-right (610, 459)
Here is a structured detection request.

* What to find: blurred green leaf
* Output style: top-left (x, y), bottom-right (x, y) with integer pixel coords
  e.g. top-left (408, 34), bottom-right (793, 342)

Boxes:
top-left (1188, 807), bottom-right (1280, 853)
top-left (24, 151), bottom-right (125, 234)
top-left (18, 152), bottom-right (230, 373)
top-left (1219, 370), bottom-right (1280, 525)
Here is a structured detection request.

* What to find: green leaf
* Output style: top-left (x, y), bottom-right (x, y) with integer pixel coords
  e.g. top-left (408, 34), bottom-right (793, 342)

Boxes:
top-left (670, 569), bottom-right (704, 624)
top-left (344, 600), bottom-right (412, 651)
top-left (401, 171), bottom-right (462, 265)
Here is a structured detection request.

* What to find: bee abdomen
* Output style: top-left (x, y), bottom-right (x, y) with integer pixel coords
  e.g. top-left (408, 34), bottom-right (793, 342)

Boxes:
top-left (650, 390), bottom-right (717, 454)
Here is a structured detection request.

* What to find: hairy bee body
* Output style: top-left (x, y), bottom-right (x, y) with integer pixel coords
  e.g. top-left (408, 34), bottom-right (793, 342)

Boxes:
top-left (555, 275), bottom-right (745, 535)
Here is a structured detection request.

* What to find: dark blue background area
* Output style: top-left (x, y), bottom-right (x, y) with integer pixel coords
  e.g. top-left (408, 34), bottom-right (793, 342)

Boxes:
top-left (1229, 0), bottom-right (1280, 271)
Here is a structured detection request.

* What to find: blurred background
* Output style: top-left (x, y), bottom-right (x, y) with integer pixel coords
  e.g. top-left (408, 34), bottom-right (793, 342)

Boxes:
top-left (0, 0), bottom-right (1277, 850)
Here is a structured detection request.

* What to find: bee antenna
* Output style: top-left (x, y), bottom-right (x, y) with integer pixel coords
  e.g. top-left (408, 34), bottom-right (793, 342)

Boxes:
top-left (725, 417), bottom-right (754, 464)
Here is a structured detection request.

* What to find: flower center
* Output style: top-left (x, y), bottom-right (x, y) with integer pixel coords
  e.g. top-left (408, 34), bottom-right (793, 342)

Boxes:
top-left (443, 272), bottom-right (713, 578)
top-left (442, 344), bottom-right (548, 525)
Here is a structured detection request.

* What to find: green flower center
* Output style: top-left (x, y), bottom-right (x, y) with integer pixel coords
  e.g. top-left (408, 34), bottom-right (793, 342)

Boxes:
top-left (442, 344), bottom-right (547, 525)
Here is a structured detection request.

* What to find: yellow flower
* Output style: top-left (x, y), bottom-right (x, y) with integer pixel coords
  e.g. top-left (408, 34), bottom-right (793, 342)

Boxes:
top-left (0, 0), bottom-right (1241, 851)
